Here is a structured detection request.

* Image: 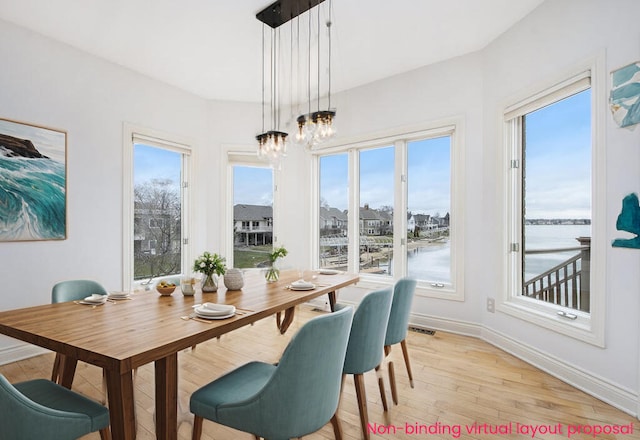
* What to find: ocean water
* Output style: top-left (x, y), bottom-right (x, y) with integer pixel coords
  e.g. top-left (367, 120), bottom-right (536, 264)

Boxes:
top-left (406, 225), bottom-right (591, 283)
top-left (0, 154), bottom-right (66, 240)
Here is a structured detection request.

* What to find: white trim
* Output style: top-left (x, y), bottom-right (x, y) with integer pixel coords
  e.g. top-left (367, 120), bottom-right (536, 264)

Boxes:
top-left (482, 327), bottom-right (636, 417)
top-left (0, 344), bottom-right (48, 367)
top-left (221, 144), bottom-right (277, 267)
top-left (500, 53), bottom-right (605, 347)
top-left (122, 122), bottom-right (194, 289)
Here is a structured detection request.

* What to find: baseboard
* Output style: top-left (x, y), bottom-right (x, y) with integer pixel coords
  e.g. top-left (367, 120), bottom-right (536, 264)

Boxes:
top-left (0, 343), bottom-right (49, 366)
top-left (481, 326), bottom-right (638, 418)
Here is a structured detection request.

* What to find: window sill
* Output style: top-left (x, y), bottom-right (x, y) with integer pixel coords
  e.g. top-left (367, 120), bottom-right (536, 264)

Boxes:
top-left (498, 297), bottom-right (604, 347)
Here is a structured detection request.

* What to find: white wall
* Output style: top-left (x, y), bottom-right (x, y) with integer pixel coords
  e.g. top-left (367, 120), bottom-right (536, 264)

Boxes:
top-left (289, 0), bottom-right (640, 415)
top-left (2, 0), bottom-right (640, 417)
top-left (481, 0), bottom-right (640, 412)
top-left (0, 19), bottom-right (257, 357)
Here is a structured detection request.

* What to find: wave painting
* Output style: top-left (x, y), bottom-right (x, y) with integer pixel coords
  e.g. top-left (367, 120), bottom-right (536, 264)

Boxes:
top-left (0, 119), bottom-right (66, 241)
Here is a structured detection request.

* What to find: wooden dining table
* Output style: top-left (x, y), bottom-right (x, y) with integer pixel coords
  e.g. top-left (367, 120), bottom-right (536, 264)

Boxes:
top-left (0, 269), bottom-right (359, 440)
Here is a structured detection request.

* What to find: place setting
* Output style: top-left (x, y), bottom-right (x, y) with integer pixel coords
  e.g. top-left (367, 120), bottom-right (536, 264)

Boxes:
top-left (286, 279), bottom-right (316, 291)
top-left (107, 291), bottom-right (133, 301)
top-left (182, 303), bottom-right (249, 323)
top-left (74, 293), bottom-right (108, 307)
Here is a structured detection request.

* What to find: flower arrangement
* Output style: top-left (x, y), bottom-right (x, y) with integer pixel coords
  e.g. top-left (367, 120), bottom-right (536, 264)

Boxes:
top-left (269, 246), bottom-right (288, 263)
top-left (193, 251), bottom-right (226, 292)
top-left (193, 251), bottom-right (226, 276)
top-left (265, 246), bottom-right (288, 282)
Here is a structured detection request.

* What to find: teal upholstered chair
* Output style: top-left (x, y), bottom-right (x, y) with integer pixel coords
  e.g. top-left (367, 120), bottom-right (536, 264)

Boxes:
top-left (51, 279), bottom-right (108, 402)
top-left (189, 305), bottom-right (354, 440)
top-left (337, 287), bottom-right (393, 440)
top-left (0, 374), bottom-right (111, 440)
top-left (380, 277), bottom-right (417, 405)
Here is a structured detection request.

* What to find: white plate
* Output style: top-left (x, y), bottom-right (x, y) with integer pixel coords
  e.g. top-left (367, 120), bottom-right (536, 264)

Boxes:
top-left (195, 303), bottom-right (236, 316)
top-left (289, 284), bottom-right (316, 291)
top-left (83, 295), bottom-right (107, 303)
top-left (108, 292), bottom-right (131, 299)
top-left (318, 269), bottom-right (340, 275)
top-left (194, 311), bottom-right (235, 320)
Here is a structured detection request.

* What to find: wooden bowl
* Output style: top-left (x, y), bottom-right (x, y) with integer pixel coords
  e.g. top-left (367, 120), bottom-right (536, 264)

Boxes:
top-left (157, 286), bottom-right (176, 296)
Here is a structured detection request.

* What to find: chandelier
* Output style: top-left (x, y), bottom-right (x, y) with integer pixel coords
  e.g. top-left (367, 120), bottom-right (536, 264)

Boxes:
top-left (256, 15), bottom-right (288, 166)
top-left (256, 0), bottom-right (336, 164)
top-left (294, 0), bottom-right (336, 148)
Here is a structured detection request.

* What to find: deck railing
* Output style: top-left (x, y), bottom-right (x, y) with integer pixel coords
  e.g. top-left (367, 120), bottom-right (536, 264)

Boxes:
top-left (523, 237), bottom-right (591, 312)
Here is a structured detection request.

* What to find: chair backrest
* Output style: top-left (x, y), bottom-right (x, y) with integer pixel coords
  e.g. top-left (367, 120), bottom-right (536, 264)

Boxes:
top-left (0, 374), bottom-right (94, 440)
top-left (343, 287), bottom-right (393, 374)
top-left (217, 306), bottom-right (354, 439)
top-left (51, 279), bottom-right (107, 303)
top-left (385, 277), bottom-right (417, 346)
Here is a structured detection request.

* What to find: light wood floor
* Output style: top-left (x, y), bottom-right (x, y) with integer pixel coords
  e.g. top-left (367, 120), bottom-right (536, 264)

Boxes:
top-left (1, 305), bottom-right (638, 439)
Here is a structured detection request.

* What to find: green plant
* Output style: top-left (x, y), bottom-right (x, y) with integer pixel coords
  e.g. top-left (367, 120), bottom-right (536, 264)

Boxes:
top-left (269, 246), bottom-right (288, 263)
top-left (193, 251), bottom-right (226, 276)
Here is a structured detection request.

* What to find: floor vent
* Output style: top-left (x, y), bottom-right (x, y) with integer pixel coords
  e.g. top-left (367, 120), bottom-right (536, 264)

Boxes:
top-left (409, 326), bottom-right (436, 335)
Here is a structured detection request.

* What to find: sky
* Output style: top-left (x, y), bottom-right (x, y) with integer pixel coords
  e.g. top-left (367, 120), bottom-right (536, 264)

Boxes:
top-left (320, 136), bottom-right (451, 216)
top-left (524, 89), bottom-right (591, 219)
top-left (134, 144), bottom-right (181, 187)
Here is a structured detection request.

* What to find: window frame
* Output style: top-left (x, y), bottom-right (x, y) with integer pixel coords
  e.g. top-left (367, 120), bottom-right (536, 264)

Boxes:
top-left (311, 119), bottom-right (465, 300)
top-left (500, 57), bottom-right (606, 347)
top-left (122, 123), bottom-right (193, 290)
top-left (221, 145), bottom-right (281, 269)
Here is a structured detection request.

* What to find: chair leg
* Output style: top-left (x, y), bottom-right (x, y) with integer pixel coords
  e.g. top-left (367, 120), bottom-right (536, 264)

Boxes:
top-left (400, 339), bottom-right (414, 388)
top-left (330, 412), bottom-right (343, 440)
top-left (353, 373), bottom-right (370, 440)
top-left (99, 427), bottom-right (112, 440)
top-left (192, 415), bottom-right (203, 440)
top-left (374, 365), bottom-right (388, 411)
top-left (388, 361), bottom-right (398, 405)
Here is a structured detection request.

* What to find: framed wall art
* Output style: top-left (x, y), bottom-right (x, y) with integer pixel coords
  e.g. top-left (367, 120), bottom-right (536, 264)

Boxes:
top-left (610, 61), bottom-right (640, 128)
top-left (0, 118), bottom-right (67, 241)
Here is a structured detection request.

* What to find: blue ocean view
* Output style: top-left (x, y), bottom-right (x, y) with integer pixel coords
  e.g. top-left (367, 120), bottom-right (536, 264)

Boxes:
top-left (406, 224), bottom-right (591, 283)
top-left (0, 154), bottom-right (66, 240)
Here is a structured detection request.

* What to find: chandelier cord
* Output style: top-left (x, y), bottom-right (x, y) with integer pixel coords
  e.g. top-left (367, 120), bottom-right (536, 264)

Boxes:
top-left (327, 0), bottom-right (332, 111)
top-left (317, 2), bottom-right (321, 113)
top-left (261, 23), bottom-right (265, 134)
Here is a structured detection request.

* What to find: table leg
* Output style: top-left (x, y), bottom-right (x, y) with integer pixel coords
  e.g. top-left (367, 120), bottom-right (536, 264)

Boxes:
top-left (279, 307), bottom-right (295, 334)
top-left (155, 353), bottom-right (178, 440)
top-left (105, 368), bottom-right (136, 440)
top-left (327, 291), bottom-right (337, 312)
top-left (59, 356), bottom-right (78, 389)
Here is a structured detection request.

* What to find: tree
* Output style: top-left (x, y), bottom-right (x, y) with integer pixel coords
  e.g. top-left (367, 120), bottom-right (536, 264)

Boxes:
top-left (134, 178), bottom-right (181, 280)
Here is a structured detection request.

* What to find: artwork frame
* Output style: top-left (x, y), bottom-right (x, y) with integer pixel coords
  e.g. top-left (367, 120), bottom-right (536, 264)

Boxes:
top-left (0, 118), bottom-right (67, 242)
top-left (610, 61), bottom-right (640, 128)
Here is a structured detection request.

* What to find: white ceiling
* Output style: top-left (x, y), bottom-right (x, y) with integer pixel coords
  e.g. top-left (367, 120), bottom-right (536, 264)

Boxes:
top-left (0, 0), bottom-right (544, 103)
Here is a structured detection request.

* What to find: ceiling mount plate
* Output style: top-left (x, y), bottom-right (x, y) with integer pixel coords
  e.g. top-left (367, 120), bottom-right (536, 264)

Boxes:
top-left (256, 0), bottom-right (326, 28)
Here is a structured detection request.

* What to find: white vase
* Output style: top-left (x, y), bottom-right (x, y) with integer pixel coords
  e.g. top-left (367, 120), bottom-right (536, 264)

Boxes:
top-left (223, 268), bottom-right (244, 290)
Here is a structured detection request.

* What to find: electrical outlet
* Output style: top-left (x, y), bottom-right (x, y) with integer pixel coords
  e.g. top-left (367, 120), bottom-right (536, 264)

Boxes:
top-left (486, 297), bottom-right (495, 313)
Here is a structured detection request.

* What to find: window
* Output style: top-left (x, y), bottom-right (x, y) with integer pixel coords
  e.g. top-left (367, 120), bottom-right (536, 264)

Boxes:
top-left (123, 126), bottom-right (191, 288)
top-left (503, 65), bottom-right (605, 345)
top-left (314, 122), bottom-right (463, 298)
top-left (319, 153), bottom-right (350, 270)
top-left (407, 136), bottom-right (451, 284)
top-left (231, 163), bottom-right (274, 269)
top-left (359, 146), bottom-right (394, 275)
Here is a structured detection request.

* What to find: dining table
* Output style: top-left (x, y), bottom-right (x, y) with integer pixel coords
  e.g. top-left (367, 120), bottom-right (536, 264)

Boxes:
top-left (0, 269), bottom-right (359, 440)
